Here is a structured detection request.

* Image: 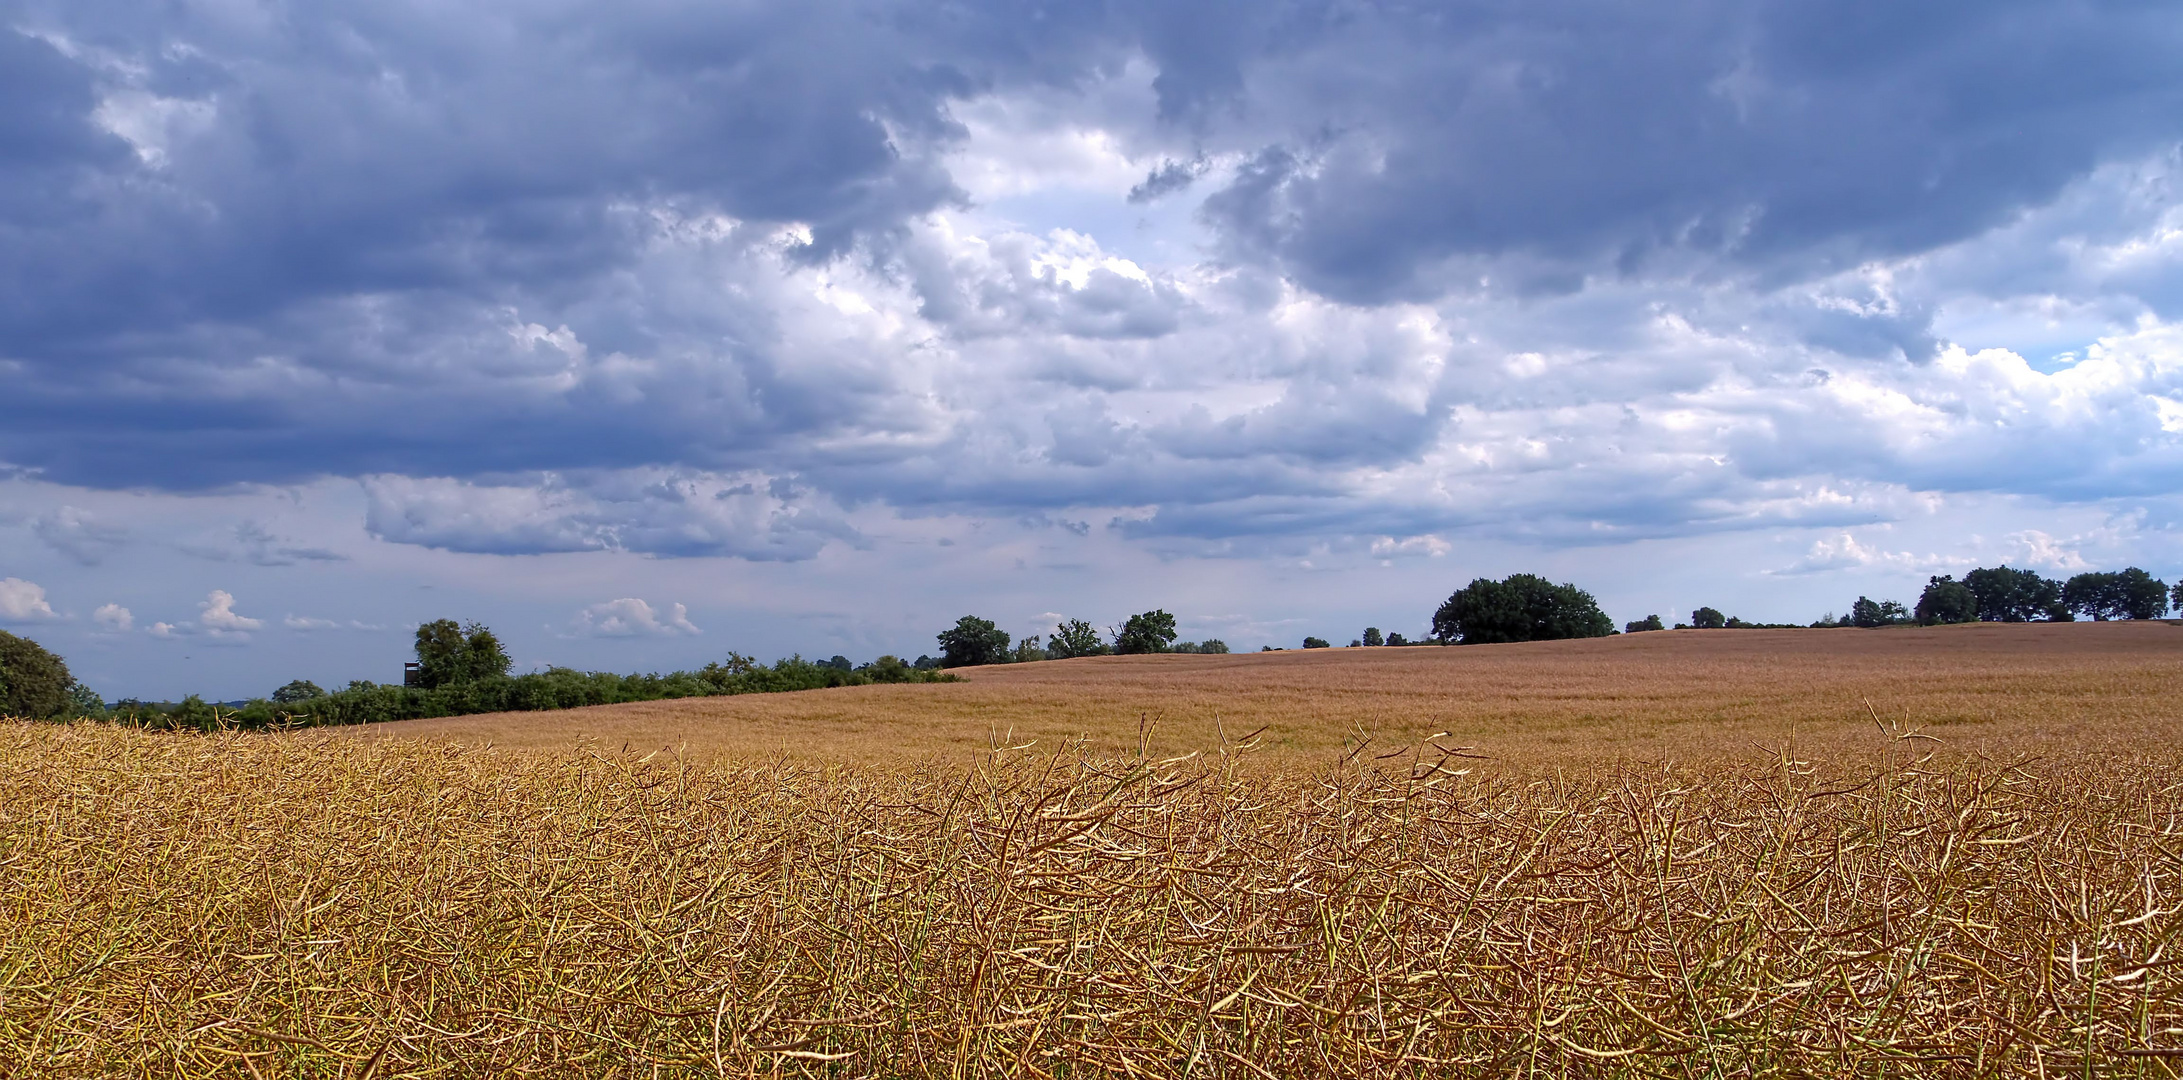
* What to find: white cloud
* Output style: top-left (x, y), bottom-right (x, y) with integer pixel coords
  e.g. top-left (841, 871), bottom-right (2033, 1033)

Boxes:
top-left (1770, 533), bottom-right (1968, 577)
top-left (569, 598), bottom-right (703, 638)
top-left (2009, 530), bottom-right (2094, 573)
top-left (284, 615), bottom-right (386, 632)
top-left (148, 621), bottom-right (183, 639)
top-left (0, 578), bottom-right (60, 622)
top-left (93, 603), bottom-right (134, 632)
top-left (197, 590), bottom-right (263, 639)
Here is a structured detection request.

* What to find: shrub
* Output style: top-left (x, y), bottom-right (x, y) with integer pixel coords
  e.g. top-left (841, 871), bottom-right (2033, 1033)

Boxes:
top-left (1302, 637), bottom-right (1331, 649)
top-left (1624, 615), bottom-right (1664, 633)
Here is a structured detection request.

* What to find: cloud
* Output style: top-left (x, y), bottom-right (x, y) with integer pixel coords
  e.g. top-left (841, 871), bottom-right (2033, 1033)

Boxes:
top-left (33, 507), bottom-right (127, 565)
top-left (197, 590), bottom-right (263, 639)
top-left (0, 0), bottom-right (2181, 598)
top-left (2008, 530), bottom-right (2094, 573)
top-left (362, 470), bottom-right (857, 560)
top-left (1770, 533), bottom-right (1966, 576)
top-left (283, 615), bottom-right (384, 632)
top-left (569, 599), bottom-right (703, 638)
top-left (178, 522), bottom-right (346, 567)
top-left (0, 578), bottom-right (60, 622)
top-left (93, 603), bottom-right (133, 632)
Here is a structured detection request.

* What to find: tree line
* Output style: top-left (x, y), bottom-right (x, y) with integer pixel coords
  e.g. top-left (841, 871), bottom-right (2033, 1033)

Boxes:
top-left (933, 610), bottom-right (1228, 667)
top-left (5, 562), bottom-right (2172, 723)
top-left (0, 618), bottom-right (956, 729)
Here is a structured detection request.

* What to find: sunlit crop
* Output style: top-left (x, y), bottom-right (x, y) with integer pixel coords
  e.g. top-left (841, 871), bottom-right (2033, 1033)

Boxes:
top-left (7, 714), bottom-right (2181, 1076)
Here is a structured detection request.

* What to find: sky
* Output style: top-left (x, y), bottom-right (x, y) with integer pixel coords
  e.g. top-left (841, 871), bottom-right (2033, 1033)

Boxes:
top-left (5, 0), bottom-right (2183, 701)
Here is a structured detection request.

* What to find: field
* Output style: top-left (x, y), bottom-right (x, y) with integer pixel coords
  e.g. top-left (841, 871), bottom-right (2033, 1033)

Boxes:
top-left (6, 624), bottom-right (2183, 1075)
top-left (354, 622), bottom-right (2183, 768)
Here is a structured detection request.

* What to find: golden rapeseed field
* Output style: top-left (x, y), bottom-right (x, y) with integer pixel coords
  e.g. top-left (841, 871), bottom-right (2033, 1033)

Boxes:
top-left (5, 623), bottom-right (2182, 1075)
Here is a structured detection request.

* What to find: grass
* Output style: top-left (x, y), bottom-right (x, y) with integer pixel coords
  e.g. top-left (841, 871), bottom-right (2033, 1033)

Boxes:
top-left (6, 624), bottom-right (2183, 1075)
top-left (350, 622), bottom-right (2183, 767)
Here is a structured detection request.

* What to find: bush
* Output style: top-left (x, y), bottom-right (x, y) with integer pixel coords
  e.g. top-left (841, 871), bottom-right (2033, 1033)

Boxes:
top-left (1624, 615), bottom-right (1664, 633)
top-left (1434, 575), bottom-right (1614, 645)
top-left (0, 631), bottom-right (73, 719)
top-left (1301, 637), bottom-right (1331, 649)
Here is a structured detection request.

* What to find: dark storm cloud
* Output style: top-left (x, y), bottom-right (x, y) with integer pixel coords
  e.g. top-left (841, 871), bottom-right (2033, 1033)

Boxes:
top-left (1187, 0), bottom-right (2183, 303)
top-left (1, 0), bottom-right (2179, 558)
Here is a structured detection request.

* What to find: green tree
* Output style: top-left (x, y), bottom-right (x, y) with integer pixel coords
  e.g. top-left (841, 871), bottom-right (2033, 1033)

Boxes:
top-left (2063, 568), bottom-right (2168, 621)
top-left (1689, 606), bottom-right (1727, 630)
top-left (271, 679), bottom-right (326, 704)
top-left (67, 680), bottom-right (105, 717)
top-left (1114, 610), bottom-right (1179, 654)
top-left (413, 619), bottom-right (513, 688)
top-left (1624, 615), bottom-right (1664, 633)
top-left (937, 616), bottom-right (1010, 668)
top-left (0, 630), bottom-right (73, 718)
top-left (1433, 575), bottom-right (1615, 645)
top-left (1010, 635), bottom-right (1049, 663)
top-left (1848, 597), bottom-right (1909, 628)
top-left (1047, 619), bottom-right (1108, 659)
top-left (1386, 632), bottom-right (1410, 646)
top-left (1362, 627), bottom-right (1384, 647)
top-left (1962, 566), bottom-right (2063, 622)
top-left (1301, 637), bottom-right (1331, 649)
top-left (1915, 575), bottom-right (1979, 625)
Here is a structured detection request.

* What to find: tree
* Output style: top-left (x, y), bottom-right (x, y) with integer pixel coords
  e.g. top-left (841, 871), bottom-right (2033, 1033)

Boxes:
top-left (1848, 597), bottom-right (1909, 628)
top-left (1625, 615), bottom-right (1664, 633)
top-left (1915, 575), bottom-right (1979, 625)
top-left (1386, 632), bottom-right (1410, 646)
top-left (414, 619), bottom-right (513, 688)
top-left (2063, 568), bottom-right (2169, 621)
top-left (1362, 627), bottom-right (1384, 647)
top-left (271, 679), bottom-right (326, 704)
top-left (68, 681), bottom-right (105, 717)
top-left (937, 616), bottom-right (1010, 668)
top-left (1114, 610), bottom-right (1179, 655)
top-left (1010, 636), bottom-right (1049, 663)
top-left (0, 631), bottom-right (74, 718)
top-left (1302, 637), bottom-right (1331, 649)
top-left (2117, 568), bottom-right (2168, 619)
top-left (1433, 575), bottom-right (1615, 645)
top-left (1690, 607), bottom-right (1727, 630)
top-left (1962, 566), bottom-right (2063, 622)
top-left (1047, 619), bottom-right (1108, 660)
